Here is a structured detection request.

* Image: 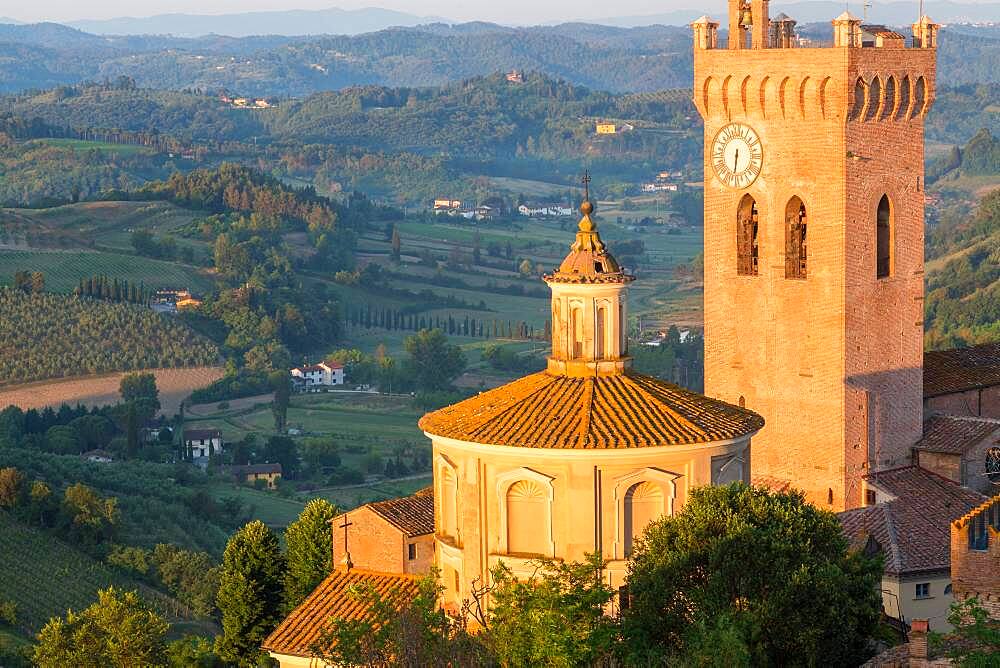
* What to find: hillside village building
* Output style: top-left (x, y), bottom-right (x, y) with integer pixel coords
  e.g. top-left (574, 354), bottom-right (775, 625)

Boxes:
top-left (290, 360), bottom-right (344, 390)
top-left (183, 428), bottom-right (222, 460)
top-left (330, 488), bottom-right (435, 575)
top-left (951, 493), bottom-right (1000, 620)
top-left (264, 9), bottom-right (1000, 662)
top-left (840, 466), bottom-right (985, 629)
top-left (225, 463), bottom-right (283, 490)
top-left (923, 342), bottom-right (1000, 419)
top-left (912, 415), bottom-right (1000, 494)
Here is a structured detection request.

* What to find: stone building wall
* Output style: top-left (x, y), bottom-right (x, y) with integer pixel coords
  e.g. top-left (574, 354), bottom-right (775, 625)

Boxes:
top-left (926, 386), bottom-right (1000, 420)
top-left (432, 435), bottom-right (751, 610)
top-left (332, 506), bottom-right (434, 575)
top-left (951, 499), bottom-right (1000, 620)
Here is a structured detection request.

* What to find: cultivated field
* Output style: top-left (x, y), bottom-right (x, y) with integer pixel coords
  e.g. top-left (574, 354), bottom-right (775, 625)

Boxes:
top-left (29, 138), bottom-right (153, 155)
top-left (0, 513), bottom-right (207, 635)
top-left (0, 248), bottom-right (213, 294)
top-left (0, 366), bottom-right (224, 414)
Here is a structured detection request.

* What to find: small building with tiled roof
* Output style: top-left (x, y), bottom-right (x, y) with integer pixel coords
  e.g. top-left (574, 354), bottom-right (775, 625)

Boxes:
top-left (224, 463), bottom-right (283, 490)
top-left (913, 415), bottom-right (1000, 493)
top-left (262, 567), bottom-right (421, 667)
top-left (183, 428), bottom-right (222, 460)
top-left (923, 341), bottom-right (1000, 419)
top-left (950, 492), bottom-right (1000, 621)
top-left (419, 189), bottom-right (763, 610)
top-left (331, 488), bottom-right (435, 576)
top-left (290, 360), bottom-right (345, 391)
top-left (839, 466), bottom-right (986, 630)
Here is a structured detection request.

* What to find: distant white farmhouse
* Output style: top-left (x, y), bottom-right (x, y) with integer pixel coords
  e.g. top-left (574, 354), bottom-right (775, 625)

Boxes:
top-left (517, 204), bottom-right (573, 218)
top-left (291, 360), bottom-right (345, 390)
top-left (183, 428), bottom-right (222, 461)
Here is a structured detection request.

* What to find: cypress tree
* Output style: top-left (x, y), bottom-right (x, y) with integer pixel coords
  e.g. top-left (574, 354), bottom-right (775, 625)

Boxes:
top-left (283, 499), bottom-right (337, 613)
top-left (215, 521), bottom-right (286, 665)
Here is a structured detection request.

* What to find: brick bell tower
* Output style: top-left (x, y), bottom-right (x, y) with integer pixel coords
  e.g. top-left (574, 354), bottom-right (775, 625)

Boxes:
top-left (691, 4), bottom-right (939, 510)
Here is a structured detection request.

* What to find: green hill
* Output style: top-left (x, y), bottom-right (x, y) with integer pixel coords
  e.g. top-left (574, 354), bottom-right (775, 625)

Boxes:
top-left (0, 512), bottom-right (200, 635)
top-left (0, 288), bottom-right (218, 385)
top-left (927, 128), bottom-right (1000, 184)
top-left (925, 187), bottom-right (1000, 349)
top-left (264, 73), bottom-right (695, 162)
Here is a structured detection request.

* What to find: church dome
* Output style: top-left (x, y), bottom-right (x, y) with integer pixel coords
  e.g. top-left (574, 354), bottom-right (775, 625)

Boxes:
top-left (418, 371), bottom-right (764, 449)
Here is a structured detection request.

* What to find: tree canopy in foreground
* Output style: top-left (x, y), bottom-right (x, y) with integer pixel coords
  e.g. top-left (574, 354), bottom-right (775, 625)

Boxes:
top-left (622, 482), bottom-right (883, 666)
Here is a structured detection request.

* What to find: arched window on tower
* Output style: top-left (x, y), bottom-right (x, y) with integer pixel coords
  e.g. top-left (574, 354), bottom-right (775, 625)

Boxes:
top-left (624, 481), bottom-right (664, 557)
top-left (913, 77), bottom-right (927, 117)
top-left (896, 76), bottom-right (911, 120)
top-left (736, 194), bottom-right (759, 276)
top-left (619, 301), bottom-right (627, 355)
top-left (876, 195), bottom-right (892, 278)
top-left (440, 465), bottom-right (458, 540)
top-left (571, 307), bottom-right (584, 359)
top-left (596, 305), bottom-right (607, 358)
top-left (785, 197), bottom-right (808, 279)
top-left (851, 78), bottom-right (867, 120)
top-left (865, 76), bottom-right (881, 121)
top-left (881, 77), bottom-right (896, 120)
top-left (506, 480), bottom-right (548, 556)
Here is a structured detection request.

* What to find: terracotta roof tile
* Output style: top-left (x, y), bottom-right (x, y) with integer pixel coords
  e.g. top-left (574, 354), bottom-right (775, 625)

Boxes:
top-left (262, 569), bottom-right (421, 658)
top-left (862, 24), bottom-right (906, 39)
top-left (913, 415), bottom-right (1000, 455)
top-left (419, 370), bottom-right (763, 449)
top-left (366, 487), bottom-right (434, 537)
top-left (923, 342), bottom-right (1000, 397)
top-left (227, 463), bottom-right (282, 476)
top-left (839, 466), bottom-right (986, 576)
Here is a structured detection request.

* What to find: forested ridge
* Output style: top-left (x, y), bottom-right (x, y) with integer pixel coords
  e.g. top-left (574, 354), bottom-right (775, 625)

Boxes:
top-left (0, 289), bottom-right (219, 384)
top-left (0, 75), bottom-right (699, 205)
top-left (0, 20), bottom-right (997, 97)
top-left (924, 188), bottom-right (1000, 349)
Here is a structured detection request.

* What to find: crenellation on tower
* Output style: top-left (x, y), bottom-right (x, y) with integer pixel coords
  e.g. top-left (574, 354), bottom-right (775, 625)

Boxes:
top-left (692, 8), bottom-right (937, 510)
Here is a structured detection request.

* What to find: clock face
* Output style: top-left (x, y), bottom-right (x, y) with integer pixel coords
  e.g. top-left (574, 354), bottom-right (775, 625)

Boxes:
top-left (711, 123), bottom-right (763, 189)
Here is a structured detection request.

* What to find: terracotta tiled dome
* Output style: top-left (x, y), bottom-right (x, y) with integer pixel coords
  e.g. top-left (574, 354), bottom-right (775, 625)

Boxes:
top-left (419, 370), bottom-right (764, 449)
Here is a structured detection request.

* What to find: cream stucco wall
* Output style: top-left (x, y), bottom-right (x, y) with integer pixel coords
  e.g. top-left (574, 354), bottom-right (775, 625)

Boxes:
top-left (430, 433), bottom-right (753, 610)
top-left (268, 652), bottom-right (332, 668)
top-left (881, 573), bottom-right (954, 631)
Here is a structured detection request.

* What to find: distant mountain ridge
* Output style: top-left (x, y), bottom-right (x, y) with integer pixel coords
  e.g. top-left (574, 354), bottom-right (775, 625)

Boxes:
top-left (598, 1), bottom-right (1000, 26)
top-left (66, 7), bottom-right (448, 38)
top-left (0, 19), bottom-right (996, 96)
top-left (12, 0), bottom-right (997, 39)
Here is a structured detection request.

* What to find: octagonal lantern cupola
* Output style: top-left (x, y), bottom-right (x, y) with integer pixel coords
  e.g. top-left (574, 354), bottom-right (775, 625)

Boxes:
top-left (544, 175), bottom-right (634, 377)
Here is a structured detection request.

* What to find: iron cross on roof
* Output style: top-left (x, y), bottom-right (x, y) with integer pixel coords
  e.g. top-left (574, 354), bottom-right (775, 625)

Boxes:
top-left (338, 516), bottom-right (354, 571)
top-left (582, 170), bottom-right (591, 201)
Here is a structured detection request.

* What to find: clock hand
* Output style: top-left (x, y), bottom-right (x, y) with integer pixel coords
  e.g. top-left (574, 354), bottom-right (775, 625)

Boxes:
top-left (733, 148), bottom-right (740, 173)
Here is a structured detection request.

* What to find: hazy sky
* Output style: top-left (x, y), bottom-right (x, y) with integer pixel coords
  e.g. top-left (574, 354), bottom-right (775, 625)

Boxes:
top-left (5, 0), bottom-right (996, 24)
